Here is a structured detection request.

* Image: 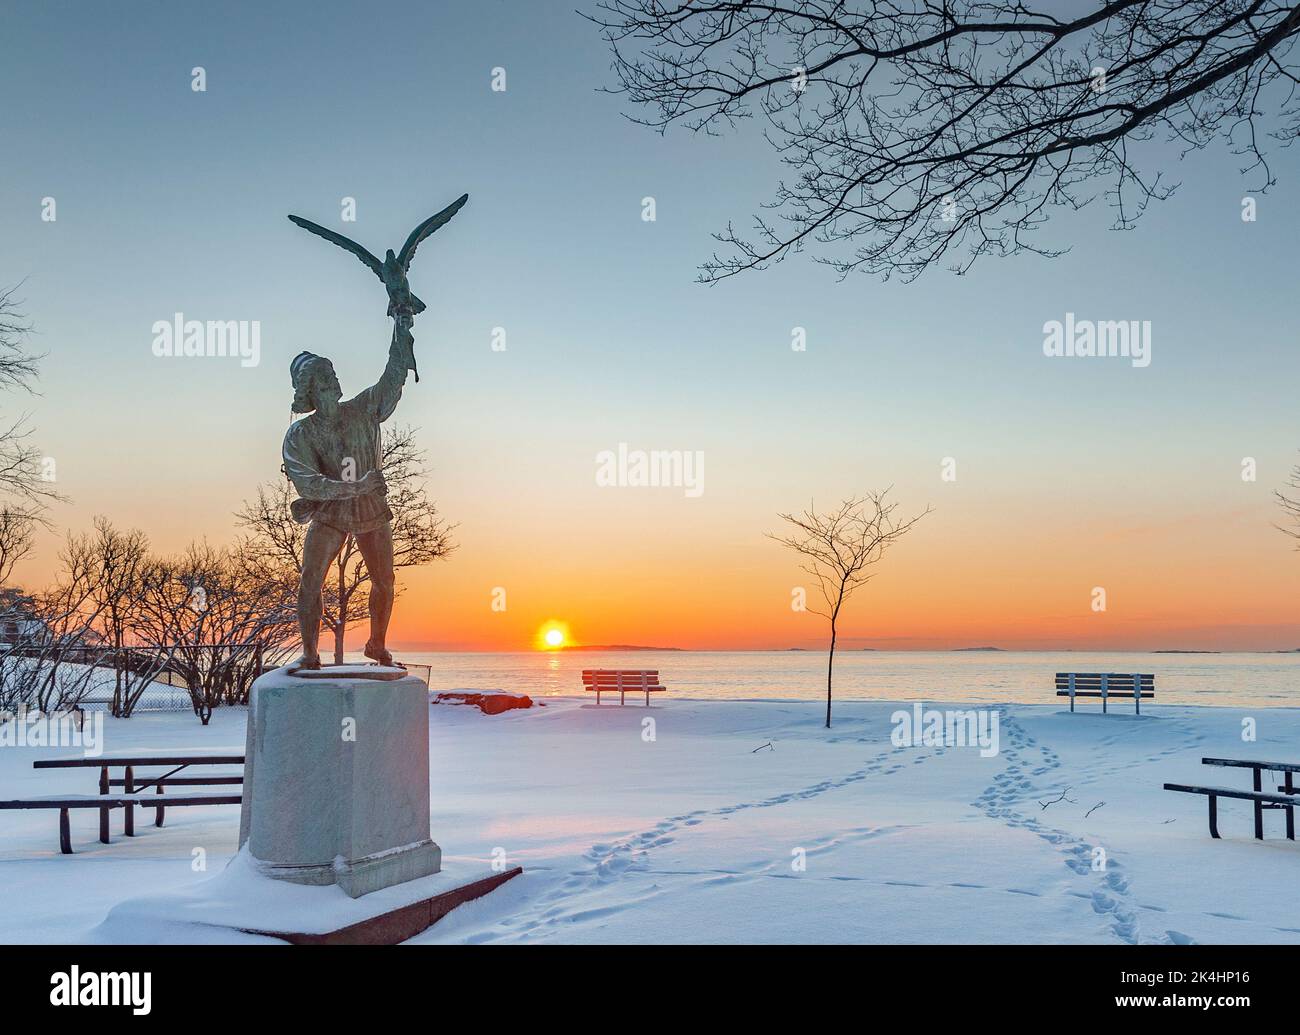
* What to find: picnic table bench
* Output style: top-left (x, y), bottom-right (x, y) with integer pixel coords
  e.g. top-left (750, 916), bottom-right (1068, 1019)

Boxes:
top-left (0, 753), bottom-right (244, 853)
top-left (1056, 672), bottom-right (1154, 714)
top-left (1164, 757), bottom-right (1299, 840)
top-left (581, 669), bottom-right (666, 706)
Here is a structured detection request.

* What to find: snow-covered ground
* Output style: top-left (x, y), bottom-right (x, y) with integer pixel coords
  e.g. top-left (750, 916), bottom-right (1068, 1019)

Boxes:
top-left (1, 697), bottom-right (1298, 944)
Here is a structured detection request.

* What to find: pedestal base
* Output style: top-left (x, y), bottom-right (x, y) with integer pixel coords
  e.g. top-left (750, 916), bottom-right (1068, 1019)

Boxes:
top-left (249, 838), bottom-right (443, 899)
top-left (91, 849), bottom-right (523, 945)
top-left (255, 865), bottom-right (523, 945)
top-left (240, 665), bottom-right (439, 898)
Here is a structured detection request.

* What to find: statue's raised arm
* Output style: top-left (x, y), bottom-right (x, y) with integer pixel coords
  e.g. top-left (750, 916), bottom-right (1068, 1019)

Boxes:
top-left (353, 317), bottom-right (415, 424)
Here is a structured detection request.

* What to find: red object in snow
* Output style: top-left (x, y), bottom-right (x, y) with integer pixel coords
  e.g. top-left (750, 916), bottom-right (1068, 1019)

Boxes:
top-left (432, 691), bottom-right (536, 715)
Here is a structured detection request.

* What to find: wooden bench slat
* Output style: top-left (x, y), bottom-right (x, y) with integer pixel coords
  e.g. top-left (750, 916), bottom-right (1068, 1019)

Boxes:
top-left (1163, 784), bottom-right (1297, 805)
top-left (1202, 757), bottom-right (1300, 773)
top-left (33, 754), bottom-right (245, 768)
top-left (0, 793), bottom-right (242, 809)
top-left (107, 776), bottom-right (243, 787)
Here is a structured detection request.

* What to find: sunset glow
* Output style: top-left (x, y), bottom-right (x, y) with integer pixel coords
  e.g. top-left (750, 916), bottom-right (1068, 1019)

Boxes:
top-left (538, 623), bottom-right (569, 650)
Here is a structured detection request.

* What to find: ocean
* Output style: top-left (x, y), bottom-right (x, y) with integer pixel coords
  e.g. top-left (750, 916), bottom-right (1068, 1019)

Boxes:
top-left (397, 650), bottom-right (1300, 709)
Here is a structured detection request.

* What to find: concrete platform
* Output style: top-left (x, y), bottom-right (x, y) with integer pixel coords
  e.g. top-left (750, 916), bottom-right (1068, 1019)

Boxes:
top-left (92, 848), bottom-right (523, 944)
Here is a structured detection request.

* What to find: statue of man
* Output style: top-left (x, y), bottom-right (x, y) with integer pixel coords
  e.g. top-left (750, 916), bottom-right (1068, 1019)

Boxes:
top-left (282, 317), bottom-right (417, 669)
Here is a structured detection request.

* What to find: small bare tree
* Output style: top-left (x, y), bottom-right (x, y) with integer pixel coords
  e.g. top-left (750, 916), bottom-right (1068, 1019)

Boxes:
top-left (237, 425), bottom-right (455, 664)
top-left (771, 491), bottom-right (929, 728)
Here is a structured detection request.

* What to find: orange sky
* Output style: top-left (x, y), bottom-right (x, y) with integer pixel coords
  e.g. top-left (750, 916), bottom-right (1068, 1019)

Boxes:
top-left (375, 486), bottom-right (1300, 653)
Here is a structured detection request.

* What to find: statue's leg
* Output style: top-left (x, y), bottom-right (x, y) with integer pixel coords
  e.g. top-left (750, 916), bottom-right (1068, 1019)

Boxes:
top-left (355, 522), bottom-right (396, 665)
top-left (299, 521), bottom-right (348, 667)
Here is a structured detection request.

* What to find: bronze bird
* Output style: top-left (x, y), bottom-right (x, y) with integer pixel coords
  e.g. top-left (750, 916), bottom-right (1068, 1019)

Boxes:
top-left (287, 193), bottom-right (469, 318)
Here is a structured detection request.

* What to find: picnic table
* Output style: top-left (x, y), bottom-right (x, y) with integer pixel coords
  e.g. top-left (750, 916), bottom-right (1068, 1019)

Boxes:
top-left (1164, 756), bottom-right (1300, 840)
top-left (1, 752), bottom-right (245, 852)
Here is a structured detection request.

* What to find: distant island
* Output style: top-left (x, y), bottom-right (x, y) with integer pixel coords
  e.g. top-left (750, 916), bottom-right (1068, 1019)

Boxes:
top-left (953, 646), bottom-right (1005, 652)
top-left (560, 644), bottom-right (684, 652)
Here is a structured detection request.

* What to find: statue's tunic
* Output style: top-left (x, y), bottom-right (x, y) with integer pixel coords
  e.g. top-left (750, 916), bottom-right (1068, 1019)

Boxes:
top-left (282, 338), bottom-right (407, 534)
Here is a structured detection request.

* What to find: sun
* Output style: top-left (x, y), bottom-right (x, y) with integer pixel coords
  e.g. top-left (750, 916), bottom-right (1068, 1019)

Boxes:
top-left (536, 621), bottom-right (571, 650)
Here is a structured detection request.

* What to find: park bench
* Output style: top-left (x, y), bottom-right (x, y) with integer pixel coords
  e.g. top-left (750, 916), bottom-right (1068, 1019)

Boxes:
top-left (1056, 672), bottom-right (1154, 714)
top-left (1164, 757), bottom-right (1299, 841)
top-left (0, 753), bottom-right (244, 853)
top-left (581, 669), bottom-right (666, 706)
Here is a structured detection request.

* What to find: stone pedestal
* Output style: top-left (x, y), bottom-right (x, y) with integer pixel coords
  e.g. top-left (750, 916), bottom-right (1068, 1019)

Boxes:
top-left (239, 665), bottom-right (440, 898)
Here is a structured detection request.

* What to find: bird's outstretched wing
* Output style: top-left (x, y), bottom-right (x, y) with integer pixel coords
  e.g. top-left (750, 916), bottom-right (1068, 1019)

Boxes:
top-left (287, 215), bottom-right (384, 279)
top-left (397, 194), bottom-right (469, 271)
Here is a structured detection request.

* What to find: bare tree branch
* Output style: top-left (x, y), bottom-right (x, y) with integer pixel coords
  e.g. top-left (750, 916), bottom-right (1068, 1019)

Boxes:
top-left (589, 1), bottom-right (1300, 282)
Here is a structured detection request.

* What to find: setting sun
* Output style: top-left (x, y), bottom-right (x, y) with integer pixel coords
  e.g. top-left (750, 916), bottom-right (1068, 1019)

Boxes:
top-left (536, 621), bottom-right (570, 650)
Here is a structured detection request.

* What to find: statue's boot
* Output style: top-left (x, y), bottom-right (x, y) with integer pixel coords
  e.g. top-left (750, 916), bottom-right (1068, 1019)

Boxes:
top-left (293, 653), bottom-right (322, 671)
top-left (363, 641), bottom-right (401, 667)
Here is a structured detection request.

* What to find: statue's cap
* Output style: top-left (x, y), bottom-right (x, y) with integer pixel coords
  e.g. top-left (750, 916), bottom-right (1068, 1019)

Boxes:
top-left (290, 351), bottom-right (324, 386)
top-left (290, 351), bottom-right (330, 413)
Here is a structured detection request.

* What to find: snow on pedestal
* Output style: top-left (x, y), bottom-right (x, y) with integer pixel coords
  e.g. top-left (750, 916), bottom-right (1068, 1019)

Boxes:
top-left (239, 664), bottom-right (441, 898)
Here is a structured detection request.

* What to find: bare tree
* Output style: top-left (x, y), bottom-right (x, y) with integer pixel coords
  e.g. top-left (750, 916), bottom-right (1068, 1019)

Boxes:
top-left (1275, 458), bottom-right (1300, 544)
top-left (63, 518), bottom-right (152, 716)
top-left (0, 506), bottom-right (40, 587)
top-left (770, 491), bottom-right (929, 727)
top-left (237, 425), bottom-right (456, 664)
top-left (591, 2), bottom-right (1300, 282)
top-left (131, 544), bottom-right (298, 724)
top-left (0, 535), bottom-right (106, 715)
top-left (0, 286), bottom-right (64, 508)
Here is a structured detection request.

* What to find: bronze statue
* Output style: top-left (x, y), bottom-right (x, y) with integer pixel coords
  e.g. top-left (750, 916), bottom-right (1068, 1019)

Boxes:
top-left (284, 196), bottom-right (467, 670)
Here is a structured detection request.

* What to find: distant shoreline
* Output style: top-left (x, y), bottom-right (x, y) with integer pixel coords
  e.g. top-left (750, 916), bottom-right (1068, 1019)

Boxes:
top-left (558, 644), bottom-right (685, 652)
